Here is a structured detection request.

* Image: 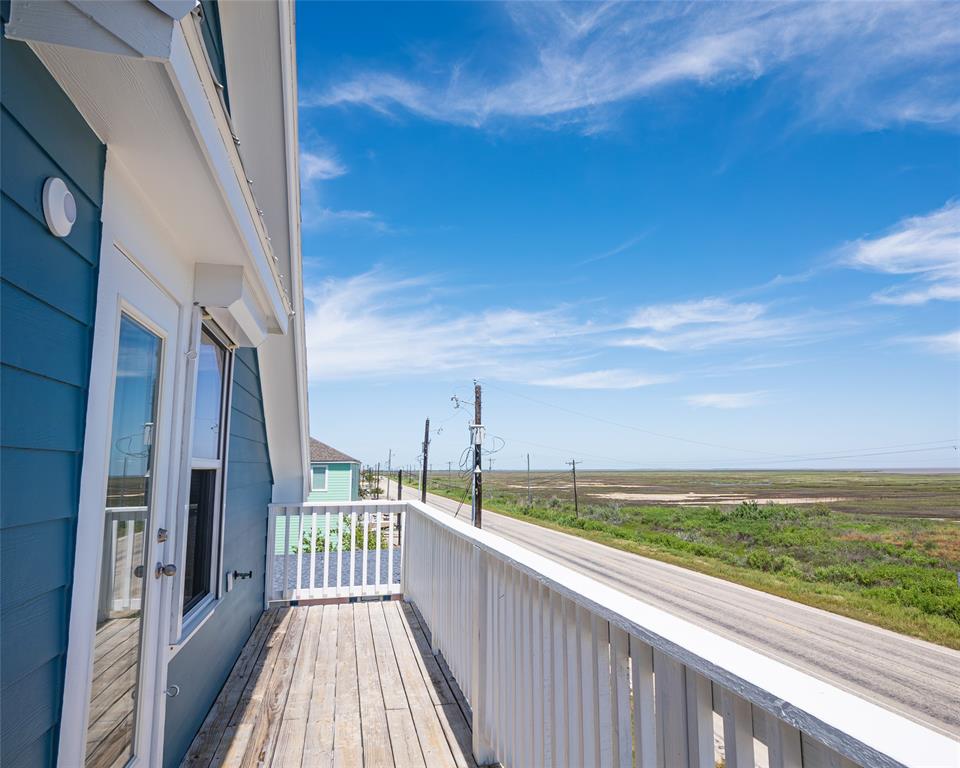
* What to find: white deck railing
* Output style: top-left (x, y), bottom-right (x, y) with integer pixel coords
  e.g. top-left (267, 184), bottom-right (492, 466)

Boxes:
top-left (267, 502), bottom-right (403, 604)
top-left (266, 499), bottom-right (957, 767)
top-left (400, 500), bottom-right (958, 768)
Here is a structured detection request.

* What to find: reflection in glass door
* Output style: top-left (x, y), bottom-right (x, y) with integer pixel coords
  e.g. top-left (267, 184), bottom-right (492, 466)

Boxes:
top-left (86, 315), bottom-right (162, 768)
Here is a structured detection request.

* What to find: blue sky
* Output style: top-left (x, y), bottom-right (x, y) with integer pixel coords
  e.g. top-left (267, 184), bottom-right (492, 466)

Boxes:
top-left (295, 2), bottom-right (959, 471)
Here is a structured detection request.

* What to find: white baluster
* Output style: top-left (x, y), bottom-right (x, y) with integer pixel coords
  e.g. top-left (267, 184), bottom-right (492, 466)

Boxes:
top-left (766, 711), bottom-right (803, 768)
top-left (685, 669), bottom-right (715, 768)
top-left (609, 625), bottom-right (631, 768)
top-left (375, 506), bottom-right (383, 590)
top-left (722, 689), bottom-right (756, 768)
top-left (323, 510), bottom-right (331, 598)
top-left (295, 508), bottom-right (304, 598)
top-left (309, 509), bottom-right (317, 599)
top-left (361, 508), bottom-right (369, 595)
top-left (654, 649), bottom-right (687, 766)
top-left (387, 508), bottom-right (396, 592)
top-left (349, 508), bottom-right (357, 597)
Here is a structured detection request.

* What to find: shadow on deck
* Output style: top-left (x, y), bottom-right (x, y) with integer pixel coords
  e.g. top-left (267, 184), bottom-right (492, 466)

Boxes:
top-left (182, 601), bottom-right (479, 768)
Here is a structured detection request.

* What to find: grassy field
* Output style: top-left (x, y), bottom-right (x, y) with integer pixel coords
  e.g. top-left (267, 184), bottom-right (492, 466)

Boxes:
top-left (408, 470), bottom-right (960, 648)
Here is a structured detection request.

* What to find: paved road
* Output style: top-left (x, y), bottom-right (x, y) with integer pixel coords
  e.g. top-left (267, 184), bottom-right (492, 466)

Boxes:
top-left (383, 478), bottom-right (960, 739)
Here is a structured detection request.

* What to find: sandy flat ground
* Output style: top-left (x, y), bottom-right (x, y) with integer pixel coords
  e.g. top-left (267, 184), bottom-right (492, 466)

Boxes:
top-left (594, 491), bottom-right (849, 504)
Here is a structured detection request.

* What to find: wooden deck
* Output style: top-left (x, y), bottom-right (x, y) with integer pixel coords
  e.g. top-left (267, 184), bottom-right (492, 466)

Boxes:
top-left (182, 601), bottom-right (481, 768)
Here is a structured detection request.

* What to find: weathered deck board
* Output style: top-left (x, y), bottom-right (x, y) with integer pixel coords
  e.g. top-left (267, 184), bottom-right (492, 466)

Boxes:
top-left (182, 602), bottom-right (479, 768)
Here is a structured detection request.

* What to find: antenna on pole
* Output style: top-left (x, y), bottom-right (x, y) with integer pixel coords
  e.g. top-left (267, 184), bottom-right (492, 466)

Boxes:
top-left (471, 381), bottom-right (483, 528)
top-left (420, 419), bottom-right (430, 503)
top-left (566, 459), bottom-right (581, 518)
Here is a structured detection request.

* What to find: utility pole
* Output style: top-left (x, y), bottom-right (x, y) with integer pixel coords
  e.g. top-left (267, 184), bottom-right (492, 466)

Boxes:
top-left (488, 457), bottom-right (494, 472)
top-left (567, 459), bottom-right (580, 517)
top-left (420, 418), bottom-right (430, 503)
top-left (526, 453), bottom-right (531, 506)
top-left (471, 381), bottom-right (483, 528)
top-left (397, 468), bottom-right (402, 500)
top-left (447, 460), bottom-right (452, 476)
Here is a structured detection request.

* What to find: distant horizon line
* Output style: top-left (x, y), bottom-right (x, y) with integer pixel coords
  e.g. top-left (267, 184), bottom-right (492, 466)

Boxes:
top-left (397, 466), bottom-right (960, 474)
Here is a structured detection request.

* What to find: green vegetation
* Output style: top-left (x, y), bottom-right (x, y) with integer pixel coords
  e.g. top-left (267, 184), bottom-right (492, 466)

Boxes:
top-left (291, 514), bottom-right (385, 553)
top-left (413, 470), bottom-right (960, 648)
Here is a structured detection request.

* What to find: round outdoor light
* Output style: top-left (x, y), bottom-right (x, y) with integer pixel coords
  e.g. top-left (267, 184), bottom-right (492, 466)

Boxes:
top-left (42, 177), bottom-right (77, 237)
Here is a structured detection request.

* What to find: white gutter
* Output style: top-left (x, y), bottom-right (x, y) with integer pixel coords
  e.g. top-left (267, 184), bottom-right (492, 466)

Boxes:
top-left (277, 0), bottom-right (311, 500)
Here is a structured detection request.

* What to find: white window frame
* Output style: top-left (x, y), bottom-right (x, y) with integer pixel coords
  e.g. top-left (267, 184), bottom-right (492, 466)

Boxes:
top-left (170, 315), bottom-right (236, 647)
top-left (311, 463), bottom-right (329, 492)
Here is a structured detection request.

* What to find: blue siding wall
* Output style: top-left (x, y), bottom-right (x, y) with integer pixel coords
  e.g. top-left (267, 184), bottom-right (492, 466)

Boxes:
top-left (162, 348), bottom-right (273, 768)
top-left (198, 0), bottom-right (229, 113)
top-left (0, 28), bottom-right (105, 768)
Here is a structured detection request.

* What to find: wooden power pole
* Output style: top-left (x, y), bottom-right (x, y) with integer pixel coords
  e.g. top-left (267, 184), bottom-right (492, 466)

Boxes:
top-left (420, 418), bottom-right (430, 503)
top-left (397, 468), bottom-right (402, 500)
top-left (567, 459), bottom-right (580, 517)
top-left (472, 382), bottom-right (482, 528)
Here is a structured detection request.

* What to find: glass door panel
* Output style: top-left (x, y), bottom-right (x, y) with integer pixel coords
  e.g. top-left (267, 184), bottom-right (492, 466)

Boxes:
top-left (86, 314), bottom-right (162, 768)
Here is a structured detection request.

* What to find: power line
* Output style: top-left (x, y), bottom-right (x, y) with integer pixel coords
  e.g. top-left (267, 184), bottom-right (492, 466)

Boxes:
top-left (479, 379), bottom-right (958, 464)
top-left (479, 379), bottom-right (790, 458)
top-left (500, 435), bottom-right (957, 470)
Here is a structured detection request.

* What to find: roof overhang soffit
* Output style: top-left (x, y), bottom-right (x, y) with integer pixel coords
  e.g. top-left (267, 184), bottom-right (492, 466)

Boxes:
top-left (5, 0), bottom-right (291, 336)
top-left (5, 0), bottom-right (196, 60)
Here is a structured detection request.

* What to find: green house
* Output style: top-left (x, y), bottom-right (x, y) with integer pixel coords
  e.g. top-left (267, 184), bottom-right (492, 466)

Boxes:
top-left (272, 439), bottom-right (361, 554)
top-left (308, 438), bottom-right (361, 501)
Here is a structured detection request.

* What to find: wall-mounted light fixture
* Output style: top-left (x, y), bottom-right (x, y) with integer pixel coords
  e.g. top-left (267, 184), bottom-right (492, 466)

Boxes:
top-left (42, 177), bottom-right (77, 237)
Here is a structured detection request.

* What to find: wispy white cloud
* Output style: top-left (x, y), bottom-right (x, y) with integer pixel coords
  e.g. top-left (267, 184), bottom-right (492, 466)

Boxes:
top-left (616, 298), bottom-right (813, 351)
top-left (628, 298), bottom-right (765, 332)
top-left (299, 145), bottom-right (390, 231)
top-left (577, 231), bottom-right (651, 266)
top-left (303, 270), bottom-right (598, 382)
top-left (303, 3), bottom-right (960, 132)
top-left (535, 369), bottom-right (669, 390)
top-left (842, 200), bottom-right (960, 306)
top-left (686, 391), bottom-right (768, 409)
top-left (906, 329), bottom-right (960, 357)
top-left (301, 150), bottom-right (347, 181)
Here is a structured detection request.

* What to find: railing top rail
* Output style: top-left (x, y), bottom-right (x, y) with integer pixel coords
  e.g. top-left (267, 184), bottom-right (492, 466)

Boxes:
top-left (269, 500), bottom-right (408, 510)
top-left (404, 499), bottom-right (958, 768)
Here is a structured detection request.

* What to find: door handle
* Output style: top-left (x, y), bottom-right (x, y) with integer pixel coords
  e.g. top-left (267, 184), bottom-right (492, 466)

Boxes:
top-left (155, 562), bottom-right (177, 578)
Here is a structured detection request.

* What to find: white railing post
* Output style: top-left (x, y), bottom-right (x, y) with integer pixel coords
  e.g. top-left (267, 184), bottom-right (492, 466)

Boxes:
top-left (400, 506), bottom-right (408, 594)
top-left (471, 543), bottom-right (495, 765)
top-left (281, 506), bottom-right (291, 601)
top-left (265, 505), bottom-right (277, 609)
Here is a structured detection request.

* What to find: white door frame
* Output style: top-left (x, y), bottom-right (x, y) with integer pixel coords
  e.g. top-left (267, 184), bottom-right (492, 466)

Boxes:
top-left (58, 243), bottom-right (183, 768)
